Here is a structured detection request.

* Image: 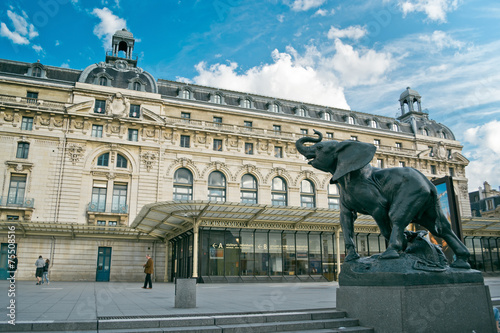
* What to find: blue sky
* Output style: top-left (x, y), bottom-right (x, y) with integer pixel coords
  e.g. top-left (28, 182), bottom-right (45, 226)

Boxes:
top-left (0, 0), bottom-right (498, 192)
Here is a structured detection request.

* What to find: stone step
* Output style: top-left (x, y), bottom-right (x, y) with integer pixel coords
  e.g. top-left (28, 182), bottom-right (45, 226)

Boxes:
top-left (0, 309), bottom-right (374, 332)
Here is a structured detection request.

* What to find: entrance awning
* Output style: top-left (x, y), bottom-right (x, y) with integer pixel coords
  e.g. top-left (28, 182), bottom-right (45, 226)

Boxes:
top-left (131, 201), bottom-right (378, 240)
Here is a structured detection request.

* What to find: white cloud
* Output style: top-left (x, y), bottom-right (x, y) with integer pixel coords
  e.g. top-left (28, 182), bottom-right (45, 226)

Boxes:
top-left (0, 9), bottom-right (38, 45)
top-left (61, 62), bottom-right (70, 68)
top-left (91, 7), bottom-right (127, 48)
top-left (314, 8), bottom-right (328, 16)
top-left (55, 40), bottom-right (60, 46)
top-left (327, 25), bottom-right (367, 41)
top-left (399, 0), bottom-right (460, 22)
top-left (277, 14), bottom-right (285, 23)
top-left (463, 120), bottom-right (500, 190)
top-left (328, 38), bottom-right (393, 87)
top-left (286, 0), bottom-right (326, 12)
top-left (419, 30), bottom-right (464, 51)
top-left (32, 44), bottom-right (43, 53)
top-left (189, 48), bottom-right (350, 109)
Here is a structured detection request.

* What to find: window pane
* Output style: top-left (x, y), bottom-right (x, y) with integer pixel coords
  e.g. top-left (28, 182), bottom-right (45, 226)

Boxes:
top-left (225, 229), bottom-right (240, 276)
top-left (208, 230), bottom-right (225, 276)
top-left (128, 129), bottom-right (138, 141)
top-left (208, 171), bottom-right (225, 186)
top-left (301, 180), bottom-right (314, 193)
top-left (240, 230), bottom-right (254, 276)
top-left (269, 231), bottom-right (282, 276)
top-left (21, 117), bottom-right (33, 130)
top-left (129, 104), bottom-right (140, 118)
top-left (309, 233), bottom-right (321, 275)
top-left (112, 183), bottom-right (127, 212)
top-left (92, 186), bottom-right (107, 212)
top-left (16, 142), bottom-right (29, 159)
top-left (272, 177), bottom-right (285, 191)
top-left (8, 174), bottom-right (26, 205)
top-left (254, 231), bottom-right (268, 276)
top-left (174, 168), bottom-right (193, 200)
top-left (94, 100), bottom-right (106, 114)
top-left (245, 143), bottom-right (253, 155)
top-left (116, 154), bottom-right (127, 168)
top-left (296, 233), bottom-right (308, 275)
top-left (97, 153), bottom-right (109, 166)
top-left (283, 232), bottom-right (296, 276)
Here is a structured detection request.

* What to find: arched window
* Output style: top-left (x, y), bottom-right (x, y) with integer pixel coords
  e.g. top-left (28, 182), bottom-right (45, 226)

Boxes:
top-left (241, 174), bottom-right (257, 204)
top-left (423, 128), bottom-right (429, 136)
top-left (347, 116), bottom-right (355, 125)
top-left (182, 90), bottom-right (191, 99)
top-left (242, 99), bottom-right (251, 108)
top-left (208, 171), bottom-right (226, 202)
top-left (271, 104), bottom-right (279, 113)
top-left (32, 67), bottom-right (42, 77)
top-left (323, 112), bottom-right (331, 121)
top-left (133, 81), bottom-right (141, 91)
top-left (300, 179), bottom-right (315, 208)
top-left (97, 153), bottom-right (109, 167)
top-left (391, 123), bottom-right (399, 132)
top-left (213, 94), bottom-right (222, 104)
top-left (271, 177), bottom-right (287, 206)
top-left (328, 183), bottom-right (340, 210)
top-left (116, 154), bottom-right (128, 168)
top-left (99, 77), bottom-right (108, 86)
top-left (173, 168), bottom-right (193, 201)
top-left (370, 120), bottom-right (377, 128)
top-left (297, 108), bottom-right (306, 117)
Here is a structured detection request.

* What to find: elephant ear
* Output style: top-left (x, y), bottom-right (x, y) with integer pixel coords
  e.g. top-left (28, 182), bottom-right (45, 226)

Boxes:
top-left (330, 140), bottom-right (377, 182)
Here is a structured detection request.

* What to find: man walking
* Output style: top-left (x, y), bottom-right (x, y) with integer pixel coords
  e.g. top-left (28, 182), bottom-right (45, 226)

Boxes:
top-left (35, 255), bottom-right (44, 285)
top-left (142, 254), bottom-right (153, 289)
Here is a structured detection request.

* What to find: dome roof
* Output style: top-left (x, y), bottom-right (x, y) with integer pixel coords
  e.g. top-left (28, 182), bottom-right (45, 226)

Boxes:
top-left (113, 28), bottom-right (133, 39)
top-left (400, 86), bottom-right (421, 100)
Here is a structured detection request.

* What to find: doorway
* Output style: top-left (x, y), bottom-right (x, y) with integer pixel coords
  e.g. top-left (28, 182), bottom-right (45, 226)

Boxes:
top-left (96, 247), bottom-right (112, 281)
top-left (0, 243), bottom-right (17, 279)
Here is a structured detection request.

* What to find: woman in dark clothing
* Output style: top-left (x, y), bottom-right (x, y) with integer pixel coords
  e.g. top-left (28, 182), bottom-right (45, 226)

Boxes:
top-left (42, 259), bottom-right (50, 285)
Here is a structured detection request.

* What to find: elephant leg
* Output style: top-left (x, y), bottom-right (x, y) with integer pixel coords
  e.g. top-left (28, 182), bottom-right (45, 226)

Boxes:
top-left (426, 214), bottom-right (471, 269)
top-left (340, 205), bottom-right (359, 262)
top-left (380, 196), bottom-right (426, 259)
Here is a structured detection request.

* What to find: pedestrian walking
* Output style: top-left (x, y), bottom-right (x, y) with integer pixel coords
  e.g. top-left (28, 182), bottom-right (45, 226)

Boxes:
top-left (35, 255), bottom-right (44, 285)
top-left (142, 254), bottom-right (153, 289)
top-left (42, 259), bottom-right (50, 285)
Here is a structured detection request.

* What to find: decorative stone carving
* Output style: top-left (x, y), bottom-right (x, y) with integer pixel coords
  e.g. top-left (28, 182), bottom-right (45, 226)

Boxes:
top-left (141, 151), bottom-right (157, 171)
top-left (66, 143), bottom-right (85, 164)
top-left (106, 92), bottom-right (130, 117)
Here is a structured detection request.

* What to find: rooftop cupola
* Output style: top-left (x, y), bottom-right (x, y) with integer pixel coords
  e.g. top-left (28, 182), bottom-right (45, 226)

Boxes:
top-left (399, 87), bottom-right (422, 115)
top-left (105, 28), bottom-right (137, 67)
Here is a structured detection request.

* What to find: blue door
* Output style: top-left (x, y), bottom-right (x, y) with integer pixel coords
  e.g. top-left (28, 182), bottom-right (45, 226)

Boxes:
top-left (0, 243), bottom-right (17, 279)
top-left (96, 247), bottom-right (112, 281)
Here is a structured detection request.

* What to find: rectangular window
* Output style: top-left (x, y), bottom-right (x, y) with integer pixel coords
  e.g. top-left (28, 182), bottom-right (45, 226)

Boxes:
top-left (181, 112), bottom-right (191, 123)
top-left (373, 139), bottom-right (380, 146)
top-left (244, 121), bottom-right (252, 128)
top-left (300, 129), bottom-right (308, 136)
top-left (112, 183), bottom-right (127, 213)
top-left (108, 221), bottom-right (117, 226)
top-left (449, 167), bottom-right (454, 177)
top-left (94, 99), bottom-right (106, 114)
top-left (326, 132), bottom-right (333, 139)
top-left (7, 174), bottom-right (26, 205)
top-left (213, 139), bottom-right (222, 151)
top-left (91, 181), bottom-right (107, 212)
top-left (350, 136), bottom-right (358, 141)
top-left (328, 197), bottom-right (339, 210)
top-left (273, 125), bottom-right (281, 134)
top-left (180, 135), bottom-right (190, 148)
top-left (92, 125), bottom-right (103, 138)
top-left (399, 161), bottom-right (405, 167)
top-left (16, 142), bottom-right (29, 159)
top-left (245, 143), bottom-right (253, 155)
top-left (97, 220), bottom-right (106, 226)
top-left (21, 117), bottom-right (33, 130)
top-left (128, 129), bottom-right (138, 142)
top-left (376, 159), bottom-right (383, 168)
top-left (213, 116), bottom-right (222, 127)
top-left (26, 91), bottom-right (38, 103)
top-left (129, 104), bottom-right (140, 118)
top-left (7, 215), bottom-right (20, 221)
top-left (487, 199), bottom-right (494, 211)
top-left (274, 146), bottom-right (283, 158)
top-left (431, 165), bottom-right (437, 175)
top-left (395, 142), bottom-right (402, 149)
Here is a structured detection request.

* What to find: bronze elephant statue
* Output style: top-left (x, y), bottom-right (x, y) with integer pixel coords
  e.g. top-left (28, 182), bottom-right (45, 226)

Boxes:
top-left (296, 130), bottom-right (470, 269)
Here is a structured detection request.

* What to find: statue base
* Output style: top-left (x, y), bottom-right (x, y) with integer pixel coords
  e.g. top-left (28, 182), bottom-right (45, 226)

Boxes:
top-left (337, 256), bottom-right (496, 333)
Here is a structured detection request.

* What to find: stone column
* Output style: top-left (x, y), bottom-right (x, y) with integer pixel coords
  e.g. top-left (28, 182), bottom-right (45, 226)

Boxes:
top-left (335, 228), bottom-right (341, 276)
top-left (192, 219), bottom-right (199, 278)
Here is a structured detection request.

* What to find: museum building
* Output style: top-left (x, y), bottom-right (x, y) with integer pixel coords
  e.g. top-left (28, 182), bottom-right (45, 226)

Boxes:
top-left (1, 29), bottom-right (497, 283)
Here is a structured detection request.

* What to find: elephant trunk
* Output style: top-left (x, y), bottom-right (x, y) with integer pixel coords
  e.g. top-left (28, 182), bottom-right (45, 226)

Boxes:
top-left (296, 130), bottom-right (322, 159)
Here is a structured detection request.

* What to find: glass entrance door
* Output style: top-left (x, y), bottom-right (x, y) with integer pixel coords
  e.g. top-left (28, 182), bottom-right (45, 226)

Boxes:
top-left (96, 247), bottom-right (112, 281)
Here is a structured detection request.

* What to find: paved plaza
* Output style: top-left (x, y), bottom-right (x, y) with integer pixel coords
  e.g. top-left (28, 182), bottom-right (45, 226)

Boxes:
top-left (1, 277), bottom-right (500, 326)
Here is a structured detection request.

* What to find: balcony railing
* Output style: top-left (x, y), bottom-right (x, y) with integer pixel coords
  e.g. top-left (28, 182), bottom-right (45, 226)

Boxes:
top-left (87, 202), bottom-right (128, 214)
top-left (0, 94), bottom-right (66, 111)
top-left (0, 197), bottom-right (35, 208)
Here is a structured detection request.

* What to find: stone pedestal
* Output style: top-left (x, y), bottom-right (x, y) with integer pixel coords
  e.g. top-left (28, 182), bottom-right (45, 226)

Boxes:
top-left (337, 255), bottom-right (496, 333)
top-left (337, 283), bottom-right (496, 333)
top-left (175, 278), bottom-right (196, 308)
